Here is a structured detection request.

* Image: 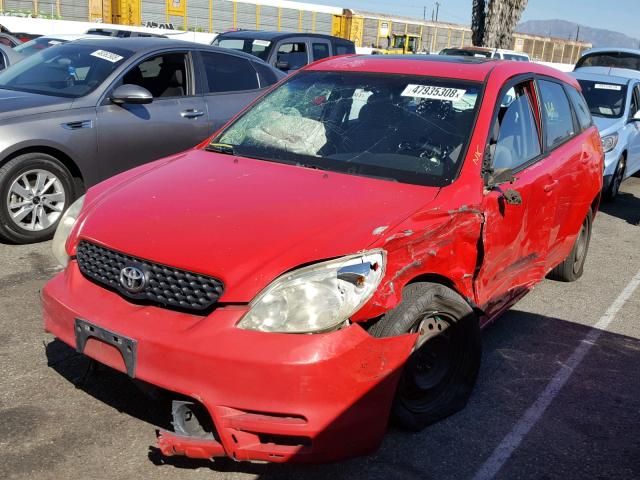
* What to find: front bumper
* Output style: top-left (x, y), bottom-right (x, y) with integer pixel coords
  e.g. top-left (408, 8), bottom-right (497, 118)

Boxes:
top-left (42, 262), bottom-right (415, 463)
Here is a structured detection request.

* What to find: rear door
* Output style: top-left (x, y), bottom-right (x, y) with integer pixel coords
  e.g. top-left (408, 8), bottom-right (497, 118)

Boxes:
top-left (475, 78), bottom-right (557, 316)
top-left (96, 50), bottom-right (209, 177)
top-left (198, 51), bottom-right (267, 133)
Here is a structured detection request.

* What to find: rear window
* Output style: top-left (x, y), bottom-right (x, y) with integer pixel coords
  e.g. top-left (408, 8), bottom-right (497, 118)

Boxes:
top-left (576, 51), bottom-right (640, 71)
top-left (213, 38), bottom-right (270, 62)
top-left (576, 79), bottom-right (627, 118)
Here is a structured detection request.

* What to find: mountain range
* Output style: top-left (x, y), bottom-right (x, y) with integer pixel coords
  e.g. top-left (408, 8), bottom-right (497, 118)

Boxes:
top-left (517, 19), bottom-right (640, 48)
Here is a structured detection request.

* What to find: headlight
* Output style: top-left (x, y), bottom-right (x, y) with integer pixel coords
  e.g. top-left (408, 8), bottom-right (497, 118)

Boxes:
top-left (51, 195), bottom-right (85, 267)
top-left (601, 133), bottom-right (619, 153)
top-left (237, 251), bottom-right (386, 333)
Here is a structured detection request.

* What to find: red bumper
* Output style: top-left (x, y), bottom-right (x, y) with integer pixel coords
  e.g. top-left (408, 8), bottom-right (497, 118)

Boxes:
top-left (42, 263), bottom-right (415, 463)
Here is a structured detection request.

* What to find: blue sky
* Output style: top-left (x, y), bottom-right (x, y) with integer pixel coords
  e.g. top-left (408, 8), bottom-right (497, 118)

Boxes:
top-left (309, 0), bottom-right (639, 39)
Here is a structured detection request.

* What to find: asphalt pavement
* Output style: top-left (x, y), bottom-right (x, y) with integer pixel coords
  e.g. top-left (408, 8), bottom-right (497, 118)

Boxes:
top-left (1, 177), bottom-right (639, 480)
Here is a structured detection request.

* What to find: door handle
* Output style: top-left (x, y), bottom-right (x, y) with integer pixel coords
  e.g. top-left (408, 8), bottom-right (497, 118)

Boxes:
top-left (180, 109), bottom-right (204, 119)
top-left (543, 180), bottom-right (558, 192)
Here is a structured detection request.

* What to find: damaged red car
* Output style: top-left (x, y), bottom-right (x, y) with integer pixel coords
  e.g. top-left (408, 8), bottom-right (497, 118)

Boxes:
top-left (42, 55), bottom-right (604, 463)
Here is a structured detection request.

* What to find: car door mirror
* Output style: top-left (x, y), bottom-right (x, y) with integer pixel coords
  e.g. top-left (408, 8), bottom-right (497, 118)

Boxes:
top-left (111, 84), bottom-right (153, 105)
top-left (275, 60), bottom-right (290, 71)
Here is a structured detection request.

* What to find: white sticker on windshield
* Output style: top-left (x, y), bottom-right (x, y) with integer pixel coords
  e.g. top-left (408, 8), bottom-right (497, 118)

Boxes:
top-left (252, 39), bottom-right (271, 47)
top-left (595, 83), bottom-right (622, 91)
top-left (401, 84), bottom-right (467, 101)
top-left (90, 50), bottom-right (124, 63)
top-left (48, 40), bottom-right (62, 45)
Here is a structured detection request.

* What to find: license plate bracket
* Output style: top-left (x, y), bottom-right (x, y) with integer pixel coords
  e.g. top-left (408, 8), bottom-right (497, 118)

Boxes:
top-left (74, 318), bottom-right (138, 378)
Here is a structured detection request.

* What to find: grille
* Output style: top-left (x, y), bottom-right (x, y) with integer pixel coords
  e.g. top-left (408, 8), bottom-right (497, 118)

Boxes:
top-left (75, 241), bottom-right (224, 312)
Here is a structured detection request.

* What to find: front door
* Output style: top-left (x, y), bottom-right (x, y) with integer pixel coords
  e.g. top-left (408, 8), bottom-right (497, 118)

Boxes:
top-left (96, 50), bottom-right (209, 179)
top-left (475, 79), bottom-right (556, 318)
top-left (626, 83), bottom-right (640, 176)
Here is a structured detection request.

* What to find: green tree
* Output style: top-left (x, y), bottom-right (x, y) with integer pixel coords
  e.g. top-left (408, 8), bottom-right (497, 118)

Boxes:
top-left (472, 0), bottom-right (529, 48)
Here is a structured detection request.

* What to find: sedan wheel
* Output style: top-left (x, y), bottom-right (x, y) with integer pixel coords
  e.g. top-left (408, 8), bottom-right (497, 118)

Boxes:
top-left (7, 169), bottom-right (66, 232)
top-left (606, 155), bottom-right (626, 201)
top-left (0, 153), bottom-right (76, 244)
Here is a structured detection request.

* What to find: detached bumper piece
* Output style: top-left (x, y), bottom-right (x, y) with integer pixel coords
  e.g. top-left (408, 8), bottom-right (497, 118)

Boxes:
top-left (157, 430), bottom-right (225, 459)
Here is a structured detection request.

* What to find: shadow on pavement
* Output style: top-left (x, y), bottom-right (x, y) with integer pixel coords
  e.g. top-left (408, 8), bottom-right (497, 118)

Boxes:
top-left (45, 309), bottom-right (640, 479)
top-left (599, 189), bottom-right (640, 226)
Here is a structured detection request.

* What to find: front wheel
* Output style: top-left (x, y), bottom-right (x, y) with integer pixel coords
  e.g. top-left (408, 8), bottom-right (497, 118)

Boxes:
top-left (369, 282), bottom-right (481, 431)
top-left (0, 153), bottom-right (76, 244)
top-left (605, 155), bottom-right (626, 201)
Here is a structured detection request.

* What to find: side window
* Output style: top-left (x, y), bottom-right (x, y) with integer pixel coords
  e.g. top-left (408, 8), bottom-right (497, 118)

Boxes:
top-left (122, 52), bottom-right (188, 98)
top-left (335, 44), bottom-right (350, 55)
top-left (201, 51), bottom-right (258, 93)
top-left (0, 37), bottom-right (11, 46)
top-left (0, 52), bottom-right (5, 70)
top-left (491, 82), bottom-right (541, 171)
top-left (629, 85), bottom-right (640, 118)
top-left (312, 43), bottom-right (330, 61)
top-left (538, 79), bottom-right (576, 149)
top-left (276, 42), bottom-right (308, 70)
top-left (566, 85), bottom-right (592, 131)
top-left (251, 61), bottom-right (278, 88)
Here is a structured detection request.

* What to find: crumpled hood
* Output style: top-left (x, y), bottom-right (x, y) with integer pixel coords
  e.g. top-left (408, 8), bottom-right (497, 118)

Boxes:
top-left (76, 149), bottom-right (439, 302)
top-left (0, 88), bottom-right (72, 122)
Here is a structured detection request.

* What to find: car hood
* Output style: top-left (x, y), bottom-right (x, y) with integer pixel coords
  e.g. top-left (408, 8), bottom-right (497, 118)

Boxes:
top-left (592, 116), bottom-right (623, 136)
top-left (76, 150), bottom-right (439, 302)
top-left (0, 88), bottom-right (72, 121)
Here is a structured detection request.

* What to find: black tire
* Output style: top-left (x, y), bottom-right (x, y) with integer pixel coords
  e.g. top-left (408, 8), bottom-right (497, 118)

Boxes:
top-left (604, 154), bottom-right (626, 201)
top-left (369, 282), bottom-right (481, 431)
top-left (547, 209), bottom-right (593, 282)
top-left (0, 153), bottom-right (76, 244)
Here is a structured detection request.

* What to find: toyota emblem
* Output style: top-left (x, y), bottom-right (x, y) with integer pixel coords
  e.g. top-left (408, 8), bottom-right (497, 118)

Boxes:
top-left (119, 266), bottom-right (146, 293)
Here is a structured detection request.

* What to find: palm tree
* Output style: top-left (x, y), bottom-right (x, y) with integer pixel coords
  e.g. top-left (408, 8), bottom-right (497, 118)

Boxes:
top-left (472, 0), bottom-right (529, 48)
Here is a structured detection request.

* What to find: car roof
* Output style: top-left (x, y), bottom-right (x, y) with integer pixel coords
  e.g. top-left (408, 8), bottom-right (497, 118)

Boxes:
top-left (305, 54), bottom-right (575, 84)
top-left (71, 37), bottom-right (274, 63)
top-left (39, 33), bottom-right (101, 41)
top-left (580, 47), bottom-right (640, 57)
top-left (216, 30), bottom-right (349, 42)
top-left (571, 69), bottom-right (633, 85)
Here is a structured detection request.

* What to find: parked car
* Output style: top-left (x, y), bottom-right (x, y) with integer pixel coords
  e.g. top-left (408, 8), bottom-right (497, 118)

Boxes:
top-left (211, 30), bottom-right (355, 73)
top-left (85, 27), bottom-right (168, 38)
top-left (576, 47), bottom-right (640, 77)
top-left (0, 37), bottom-right (284, 243)
top-left (0, 44), bottom-right (22, 71)
top-left (439, 46), bottom-right (530, 61)
top-left (0, 32), bottom-right (22, 47)
top-left (572, 69), bottom-right (640, 199)
top-left (42, 55), bottom-right (603, 463)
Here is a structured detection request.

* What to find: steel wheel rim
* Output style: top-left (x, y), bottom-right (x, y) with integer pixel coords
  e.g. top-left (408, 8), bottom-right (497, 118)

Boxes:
top-left (7, 169), bottom-right (66, 232)
top-left (400, 312), bottom-right (457, 411)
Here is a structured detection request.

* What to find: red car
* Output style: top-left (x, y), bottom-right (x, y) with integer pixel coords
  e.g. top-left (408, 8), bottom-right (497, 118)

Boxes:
top-left (42, 55), bottom-right (603, 463)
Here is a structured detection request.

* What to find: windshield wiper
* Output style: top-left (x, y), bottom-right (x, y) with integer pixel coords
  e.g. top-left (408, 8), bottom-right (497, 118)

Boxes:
top-left (206, 143), bottom-right (235, 155)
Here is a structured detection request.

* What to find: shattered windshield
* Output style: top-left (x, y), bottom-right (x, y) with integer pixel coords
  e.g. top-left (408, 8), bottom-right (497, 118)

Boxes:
top-left (213, 71), bottom-right (481, 186)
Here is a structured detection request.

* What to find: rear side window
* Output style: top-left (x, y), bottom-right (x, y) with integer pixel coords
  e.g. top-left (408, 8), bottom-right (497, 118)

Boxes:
top-left (0, 53), bottom-right (5, 70)
top-left (312, 43), bottom-right (330, 61)
top-left (538, 79), bottom-right (576, 149)
top-left (565, 85), bottom-right (592, 131)
top-left (276, 42), bottom-right (308, 70)
top-left (251, 61), bottom-right (278, 88)
top-left (201, 51), bottom-right (258, 93)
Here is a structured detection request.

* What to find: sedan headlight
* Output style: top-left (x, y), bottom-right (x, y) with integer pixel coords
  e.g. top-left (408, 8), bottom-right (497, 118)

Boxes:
top-left (601, 133), bottom-right (619, 153)
top-left (237, 251), bottom-right (386, 333)
top-left (51, 195), bottom-right (85, 267)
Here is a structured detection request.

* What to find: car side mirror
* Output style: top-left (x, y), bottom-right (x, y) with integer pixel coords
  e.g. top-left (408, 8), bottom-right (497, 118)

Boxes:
top-left (111, 84), bottom-right (153, 105)
top-left (275, 60), bottom-right (290, 71)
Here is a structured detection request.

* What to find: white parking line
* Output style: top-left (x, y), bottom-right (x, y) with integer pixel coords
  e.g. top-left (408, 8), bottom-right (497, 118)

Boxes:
top-left (471, 268), bottom-right (640, 480)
